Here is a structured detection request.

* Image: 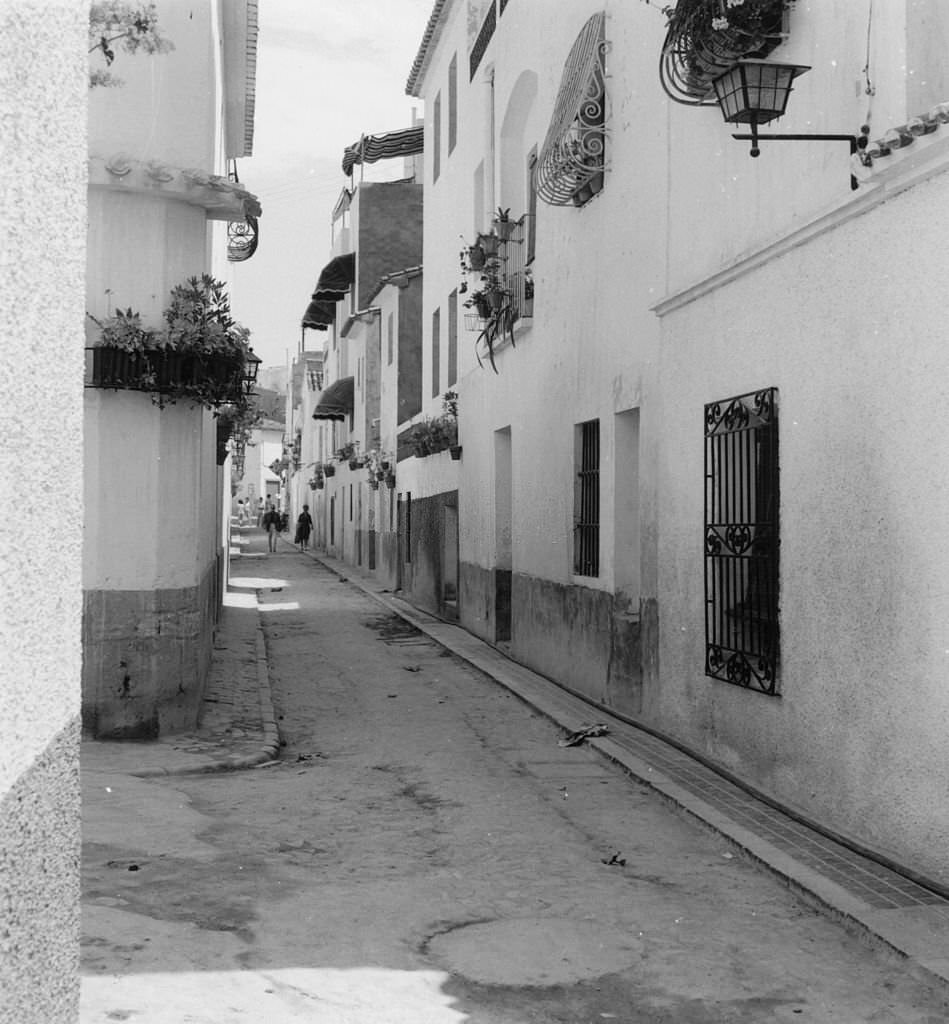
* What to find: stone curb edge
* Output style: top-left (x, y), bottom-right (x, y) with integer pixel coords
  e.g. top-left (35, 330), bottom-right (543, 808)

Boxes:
top-left (306, 551), bottom-right (949, 995)
top-left (131, 599), bottom-right (280, 778)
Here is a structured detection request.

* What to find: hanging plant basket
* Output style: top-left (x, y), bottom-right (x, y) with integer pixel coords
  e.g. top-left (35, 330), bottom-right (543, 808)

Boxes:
top-left (449, 445), bottom-right (463, 461)
top-left (324, 464), bottom-right (336, 477)
top-left (385, 472), bottom-right (396, 488)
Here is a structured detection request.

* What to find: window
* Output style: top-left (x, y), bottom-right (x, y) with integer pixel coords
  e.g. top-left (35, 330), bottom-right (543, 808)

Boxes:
top-left (432, 307), bottom-right (441, 397)
top-left (535, 12), bottom-right (607, 207)
top-left (526, 147), bottom-right (538, 263)
top-left (448, 290), bottom-right (458, 386)
top-left (349, 483), bottom-right (353, 521)
top-left (448, 53), bottom-right (458, 154)
top-left (704, 388), bottom-right (779, 694)
top-left (433, 92), bottom-right (442, 183)
top-left (573, 419), bottom-right (600, 577)
top-left (387, 312), bottom-right (393, 366)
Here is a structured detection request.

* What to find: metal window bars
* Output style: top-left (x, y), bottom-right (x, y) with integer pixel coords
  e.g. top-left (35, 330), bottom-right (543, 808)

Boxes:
top-left (704, 388), bottom-right (779, 694)
top-left (574, 418), bottom-right (600, 577)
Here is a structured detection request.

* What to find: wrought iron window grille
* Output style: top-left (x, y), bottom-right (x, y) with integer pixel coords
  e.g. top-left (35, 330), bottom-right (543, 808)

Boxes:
top-left (704, 387), bottom-right (779, 694)
top-left (469, 2), bottom-right (497, 81)
top-left (574, 418), bottom-right (600, 577)
top-left (534, 11), bottom-right (609, 207)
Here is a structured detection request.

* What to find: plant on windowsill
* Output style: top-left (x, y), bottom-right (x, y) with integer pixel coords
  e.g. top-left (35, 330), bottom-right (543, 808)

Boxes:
top-left (323, 463), bottom-right (336, 477)
top-left (442, 390), bottom-right (462, 460)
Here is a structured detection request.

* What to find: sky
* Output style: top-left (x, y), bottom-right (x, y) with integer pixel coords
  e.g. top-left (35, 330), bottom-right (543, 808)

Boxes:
top-left (228, 0), bottom-right (436, 370)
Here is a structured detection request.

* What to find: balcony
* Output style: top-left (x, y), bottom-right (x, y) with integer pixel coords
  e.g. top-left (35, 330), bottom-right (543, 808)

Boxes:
top-left (462, 214), bottom-right (533, 373)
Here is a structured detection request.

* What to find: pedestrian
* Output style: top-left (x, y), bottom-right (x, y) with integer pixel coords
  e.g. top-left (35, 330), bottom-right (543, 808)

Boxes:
top-left (263, 503), bottom-right (279, 553)
top-left (237, 499), bottom-right (247, 526)
top-left (256, 496), bottom-right (265, 527)
top-left (294, 504), bottom-right (313, 552)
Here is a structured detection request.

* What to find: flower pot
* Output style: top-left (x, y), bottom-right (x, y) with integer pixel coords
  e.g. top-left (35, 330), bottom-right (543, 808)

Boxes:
top-left (385, 473), bottom-right (396, 488)
top-left (324, 465), bottom-right (336, 477)
top-left (449, 445), bottom-right (462, 461)
top-left (487, 289), bottom-right (505, 311)
top-left (494, 219), bottom-right (513, 241)
top-left (376, 470), bottom-right (386, 481)
top-left (368, 478), bottom-right (379, 491)
top-left (380, 460), bottom-right (390, 471)
top-left (478, 232), bottom-right (499, 257)
top-left (467, 245), bottom-right (486, 271)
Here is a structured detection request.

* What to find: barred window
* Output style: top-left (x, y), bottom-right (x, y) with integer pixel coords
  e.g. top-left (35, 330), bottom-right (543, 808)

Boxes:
top-left (574, 418), bottom-right (600, 577)
top-left (704, 388), bottom-right (779, 694)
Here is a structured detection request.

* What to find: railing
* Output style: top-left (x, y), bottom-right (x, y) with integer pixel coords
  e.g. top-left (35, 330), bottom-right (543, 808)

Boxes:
top-left (500, 215), bottom-right (533, 322)
top-left (469, 2), bottom-right (496, 80)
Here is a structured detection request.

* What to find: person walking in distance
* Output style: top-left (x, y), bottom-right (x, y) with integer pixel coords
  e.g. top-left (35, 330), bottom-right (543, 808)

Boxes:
top-left (294, 504), bottom-right (313, 552)
top-left (263, 503), bottom-right (279, 553)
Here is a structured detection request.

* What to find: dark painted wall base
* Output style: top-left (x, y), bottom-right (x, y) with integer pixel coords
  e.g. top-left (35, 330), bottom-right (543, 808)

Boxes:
top-left (399, 490), bottom-right (459, 621)
top-left (81, 559), bottom-right (217, 739)
top-left (459, 561), bottom-right (648, 715)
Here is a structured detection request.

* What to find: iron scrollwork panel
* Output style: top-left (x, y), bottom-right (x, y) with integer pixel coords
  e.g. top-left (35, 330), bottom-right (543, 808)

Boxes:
top-left (704, 388), bottom-right (779, 694)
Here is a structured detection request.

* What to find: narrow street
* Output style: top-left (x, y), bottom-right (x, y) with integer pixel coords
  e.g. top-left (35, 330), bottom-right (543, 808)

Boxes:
top-left (80, 529), bottom-right (949, 1023)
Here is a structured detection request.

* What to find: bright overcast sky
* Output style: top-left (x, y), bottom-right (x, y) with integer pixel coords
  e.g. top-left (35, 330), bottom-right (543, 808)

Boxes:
top-left (229, 0), bottom-right (435, 369)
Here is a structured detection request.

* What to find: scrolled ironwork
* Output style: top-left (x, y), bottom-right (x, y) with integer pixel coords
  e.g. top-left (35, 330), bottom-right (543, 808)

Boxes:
top-left (659, 0), bottom-right (786, 106)
top-left (704, 387), bottom-right (779, 695)
top-left (534, 12), bottom-right (609, 207)
top-left (228, 215), bottom-right (259, 263)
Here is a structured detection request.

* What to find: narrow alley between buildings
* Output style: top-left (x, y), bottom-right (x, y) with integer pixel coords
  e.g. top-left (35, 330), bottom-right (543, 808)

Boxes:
top-left (80, 528), bottom-right (949, 1023)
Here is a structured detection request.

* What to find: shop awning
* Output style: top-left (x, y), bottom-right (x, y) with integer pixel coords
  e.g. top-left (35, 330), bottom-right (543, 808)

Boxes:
top-left (312, 376), bottom-right (354, 420)
top-left (341, 125), bottom-right (425, 176)
top-left (312, 252), bottom-right (355, 301)
top-left (302, 298), bottom-right (337, 330)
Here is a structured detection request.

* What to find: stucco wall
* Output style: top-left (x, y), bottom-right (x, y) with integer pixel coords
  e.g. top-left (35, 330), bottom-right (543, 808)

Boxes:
top-left (0, 2), bottom-right (85, 1018)
top-left (657, 168), bottom-right (949, 880)
top-left (88, 0), bottom-right (216, 170)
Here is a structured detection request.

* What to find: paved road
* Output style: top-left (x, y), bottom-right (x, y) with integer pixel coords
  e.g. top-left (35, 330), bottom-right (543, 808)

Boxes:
top-left (81, 536), bottom-right (949, 1022)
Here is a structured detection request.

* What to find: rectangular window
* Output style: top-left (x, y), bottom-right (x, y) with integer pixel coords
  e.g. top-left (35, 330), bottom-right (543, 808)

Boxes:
top-left (387, 312), bottom-right (394, 366)
top-left (448, 53), bottom-right (458, 154)
top-left (704, 388), bottom-right (779, 694)
top-left (433, 92), bottom-right (442, 183)
top-left (405, 492), bottom-right (412, 562)
top-left (573, 419), bottom-right (600, 577)
top-left (349, 483), bottom-right (353, 521)
top-left (447, 290), bottom-right (458, 386)
top-left (432, 307), bottom-right (441, 397)
top-left (526, 148), bottom-right (538, 264)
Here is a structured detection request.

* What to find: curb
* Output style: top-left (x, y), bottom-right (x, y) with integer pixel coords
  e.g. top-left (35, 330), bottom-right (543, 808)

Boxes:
top-left (131, 586), bottom-right (281, 778)
top-left (301, 547), bottom-right (949, 995)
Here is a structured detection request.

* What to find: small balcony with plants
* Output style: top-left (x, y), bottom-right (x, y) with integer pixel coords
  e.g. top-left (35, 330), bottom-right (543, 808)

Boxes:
top-left (660, 0), bottom-right (790, 105)
top-left (85, 274), bottom-right (257, 411)
top-left (460, 209), bottom-right (534, 373)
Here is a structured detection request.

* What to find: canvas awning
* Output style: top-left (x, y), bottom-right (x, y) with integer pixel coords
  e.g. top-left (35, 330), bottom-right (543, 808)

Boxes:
top-left (312, 252), bottom-right (355, 301)
top-left (312, 376), bottom-right (354, 420)
top-left (341, 125), bottom-right (425, 176)
top-left (302, 298), bottom-right (337, 330)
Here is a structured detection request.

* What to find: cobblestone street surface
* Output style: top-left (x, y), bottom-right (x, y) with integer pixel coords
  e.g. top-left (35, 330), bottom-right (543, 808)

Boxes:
top-left (80, 526), bottom-right (949, 1022)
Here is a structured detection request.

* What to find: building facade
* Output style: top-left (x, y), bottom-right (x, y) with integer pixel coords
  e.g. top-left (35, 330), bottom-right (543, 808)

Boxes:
top-left (83, 0), bottom-right (260, 738)
top-left (407, 0), bottom-right (949, 882)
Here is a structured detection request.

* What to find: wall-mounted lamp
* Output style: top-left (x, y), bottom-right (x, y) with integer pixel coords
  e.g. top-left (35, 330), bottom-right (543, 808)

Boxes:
top-left (242, 349), bottom-right (262, 392)
top-left (711, 61), bottom-right (860, 190)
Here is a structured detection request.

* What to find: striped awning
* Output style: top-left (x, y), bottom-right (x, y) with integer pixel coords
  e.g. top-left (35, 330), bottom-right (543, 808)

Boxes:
top-left (342, 125), bottom-right (424, 176)
top-left (312, 376), bottom-right (354, 420)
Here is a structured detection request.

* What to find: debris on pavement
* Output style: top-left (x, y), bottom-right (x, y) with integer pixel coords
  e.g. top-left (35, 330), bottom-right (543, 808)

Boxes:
top-left (403, 665), bottom-right (421, 673)
top-left (250, 759), bottom-right (281, 769)
top-left (558, 723), bottom-right (609, 747)
top-left (601, 852), bottom-right (626, 867)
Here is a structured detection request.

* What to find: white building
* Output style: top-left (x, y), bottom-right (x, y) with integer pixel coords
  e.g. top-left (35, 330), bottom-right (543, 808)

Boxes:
top-left (83, 0), bottom-right (260, 738)
top-left (408, 0), bottom-right (949, 882)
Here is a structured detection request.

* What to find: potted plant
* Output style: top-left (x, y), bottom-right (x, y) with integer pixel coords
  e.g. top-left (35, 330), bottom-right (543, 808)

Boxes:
top-left (464, 290), bottom-right (492, 320)
top-left (324, 463), bottom-right (336, 477)
top-left (493, 207), bottom-right (513, 240)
